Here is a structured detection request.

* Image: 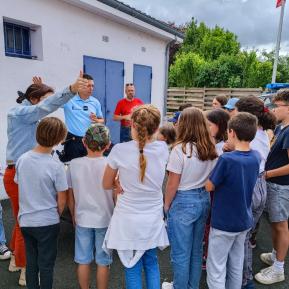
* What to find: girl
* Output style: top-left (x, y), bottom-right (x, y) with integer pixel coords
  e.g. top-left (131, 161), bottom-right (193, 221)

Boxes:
top-left (163, 107), bottom-right (218, 289)
top-left (157, 123), bottom-right (176, 146)
top-left (212, 95), bottom-right (228, 109)
top-left (235, 96), bottom-right (276, 289)
top-left (206, 109), bottom-right (230, 155)
top-left (103, 104), bottom-right (169, 289)
top-left (3, 72), bottom-right (86, 286)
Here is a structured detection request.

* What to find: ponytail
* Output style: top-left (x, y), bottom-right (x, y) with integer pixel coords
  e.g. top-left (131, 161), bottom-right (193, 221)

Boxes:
top-left (16, 84), bottom-right (54, 104)
top-left (16, 91), bottom-right (26, 104)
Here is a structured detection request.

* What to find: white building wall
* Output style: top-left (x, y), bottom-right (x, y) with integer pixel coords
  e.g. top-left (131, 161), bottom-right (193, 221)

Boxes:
top-left (0, 0), bottom-right (169, 198)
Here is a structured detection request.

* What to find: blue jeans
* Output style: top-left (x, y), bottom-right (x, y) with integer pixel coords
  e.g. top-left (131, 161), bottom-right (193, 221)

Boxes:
top-left (124, 248), bottom-right (160, 289)
top-left (0, 202), bottom-right (6, 245)
top-left (120, 126), bottom-right (131, 143)
top-left (167, 188), bottom-right (210, 289)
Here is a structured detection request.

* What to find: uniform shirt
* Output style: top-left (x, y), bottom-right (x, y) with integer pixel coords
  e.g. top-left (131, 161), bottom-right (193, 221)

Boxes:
top-left (114, 98), bottom-right (143, 127)
top-left (209, 150), bottom-right (260, 232)
top-left (265, 125), bottom-right (289, 185)
top-left (15, 151), bottom-right (68, 227)
top-left (6, 87), bottom-right (74, 164)
top-left (63, 95), bottom-right (103, 137)
top-left (67, 156), bottom-right (114, 228)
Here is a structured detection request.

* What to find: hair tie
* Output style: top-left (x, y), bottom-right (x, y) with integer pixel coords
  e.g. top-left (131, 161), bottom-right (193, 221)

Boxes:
top-left (139, 149), bottom-right (144, 154)
top-left (263, 107), bottom-right (269, 113)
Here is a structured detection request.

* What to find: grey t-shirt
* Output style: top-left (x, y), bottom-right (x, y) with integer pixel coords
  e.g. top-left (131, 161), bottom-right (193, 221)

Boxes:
top-left (15, 150), bottom-right (68, 227)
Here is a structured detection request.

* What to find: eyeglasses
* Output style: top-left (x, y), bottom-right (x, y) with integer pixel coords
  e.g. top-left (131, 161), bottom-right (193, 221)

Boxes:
top-left (271, 103), bottom-right (289, 109)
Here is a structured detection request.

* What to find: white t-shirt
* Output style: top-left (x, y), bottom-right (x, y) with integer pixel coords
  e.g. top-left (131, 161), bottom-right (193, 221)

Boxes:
top-left (215, 141), bottom-right (225, 156)
top-left (103, 140), bottom-right (169, 268)
top-left (167, 143), bottom-right (217, 190)
top-left (250, 128), bottom-right (270, 173)
top-left (67, 156), bottom-right (114, 228)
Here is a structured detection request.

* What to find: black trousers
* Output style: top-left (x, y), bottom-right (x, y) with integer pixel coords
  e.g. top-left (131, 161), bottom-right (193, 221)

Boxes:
top-left (21, 224), bottom-right (60, 289)
top-left (60, 132), bottom-right (87, 162)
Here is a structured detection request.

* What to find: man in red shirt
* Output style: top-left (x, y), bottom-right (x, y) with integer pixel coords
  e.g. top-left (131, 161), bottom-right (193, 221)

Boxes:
top-left (113, 83), bottom-right (143, 142)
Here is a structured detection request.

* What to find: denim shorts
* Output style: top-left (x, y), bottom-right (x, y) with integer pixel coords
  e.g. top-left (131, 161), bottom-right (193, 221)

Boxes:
top-left (266, 182), bottom-right (289, 222)
top-left (75, 226), bottom-right (112, 266)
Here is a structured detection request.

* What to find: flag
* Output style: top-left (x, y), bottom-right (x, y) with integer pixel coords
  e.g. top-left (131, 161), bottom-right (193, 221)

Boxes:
top-left (277, 0), bottom-right (286, 8)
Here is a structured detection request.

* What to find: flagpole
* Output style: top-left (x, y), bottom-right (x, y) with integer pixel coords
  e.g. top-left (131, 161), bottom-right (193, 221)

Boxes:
top-left (272, 0), bottom-right (286, 83)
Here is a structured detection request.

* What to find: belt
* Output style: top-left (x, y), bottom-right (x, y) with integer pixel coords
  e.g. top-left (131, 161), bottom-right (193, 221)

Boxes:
top-left (7, 164), bottom-right (15, 169)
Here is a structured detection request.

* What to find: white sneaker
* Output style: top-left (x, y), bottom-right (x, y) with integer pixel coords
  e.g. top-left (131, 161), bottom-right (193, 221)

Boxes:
top-left (162, 282), bottom-right (174, 289)
top-left (255, 266), bottom-right (285, 285)
top-left (260, 252), bottom-right (274, 266)
top-left (19, 268), bottom-right (26, 287)
top-left (9, 255), bottom-right (21, 272)
top-left (0, 244), bottom-right (11, 260)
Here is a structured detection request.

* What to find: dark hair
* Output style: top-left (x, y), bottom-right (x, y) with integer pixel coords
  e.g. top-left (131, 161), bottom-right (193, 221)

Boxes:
top-left (36, 117), bottom-right (67, 147)
top-left (215, 95), bottom-right (228, 106)
top-left (228, 112), bottom-right (257, 142)
top-left (159, 123), bottom-right (176, 145)
top-left (83, 73), bottom-right (93, 81)
top-left (235, 96), bottom-right (276, 130)
top-left (16, 84), bottom-right (54, 104)
top-left (207, 109), bottom-right (230, 143)
top-left (178, 103), bottom-right (193, 111)
top-left (274, 89), bottom-right (289, 103)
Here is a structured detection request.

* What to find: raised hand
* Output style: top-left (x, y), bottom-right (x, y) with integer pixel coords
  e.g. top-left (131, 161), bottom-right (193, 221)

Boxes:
top-left (32, 76), bottom-right (43, 85)
top-left (70, 70), bottom-right (88, 94)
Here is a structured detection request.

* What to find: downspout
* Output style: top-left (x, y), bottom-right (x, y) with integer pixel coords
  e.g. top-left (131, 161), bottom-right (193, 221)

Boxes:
top-left (163, 38), bottom-right (176, 120)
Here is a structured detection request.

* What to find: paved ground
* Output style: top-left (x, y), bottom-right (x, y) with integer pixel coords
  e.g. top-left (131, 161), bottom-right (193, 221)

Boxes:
top-left (0, 199), bottom-right (288, 289)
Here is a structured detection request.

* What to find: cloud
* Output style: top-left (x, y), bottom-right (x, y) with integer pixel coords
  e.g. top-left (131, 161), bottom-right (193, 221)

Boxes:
top-left (121, 0), bottom-right (289, 53)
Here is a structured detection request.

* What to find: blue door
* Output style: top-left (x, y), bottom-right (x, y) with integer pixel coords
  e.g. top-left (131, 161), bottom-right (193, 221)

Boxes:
top-left (133, 64), bottom-right (152, 104)
top-left (84, 56), bottom-right (124, 144)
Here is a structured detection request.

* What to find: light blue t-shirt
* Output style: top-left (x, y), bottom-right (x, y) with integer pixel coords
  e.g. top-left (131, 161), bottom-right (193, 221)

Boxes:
top-left (63, 95), bottom-right (103, 137)
top-left (15, 151), bottom-right (68, 227)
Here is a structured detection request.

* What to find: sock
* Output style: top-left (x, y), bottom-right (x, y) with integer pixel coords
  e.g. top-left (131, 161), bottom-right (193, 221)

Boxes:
top-left (273, 260), bottom-right (284, 273)
top-left (271, 249), bottom-right (277, 261)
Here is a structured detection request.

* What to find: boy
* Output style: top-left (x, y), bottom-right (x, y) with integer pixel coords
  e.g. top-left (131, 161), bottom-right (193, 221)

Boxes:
top-left (205, 112), bottom-right (260, 289)
top-left (15, 117), bottom-right (68, 289)
top-left (67, 124), bottom-right (114, 289)
top-left (255, 89), bottom-right (289, 285)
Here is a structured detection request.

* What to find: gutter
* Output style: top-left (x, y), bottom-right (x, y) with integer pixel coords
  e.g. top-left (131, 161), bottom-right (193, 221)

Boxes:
top-left (97, 0), bottom-right (184, 39)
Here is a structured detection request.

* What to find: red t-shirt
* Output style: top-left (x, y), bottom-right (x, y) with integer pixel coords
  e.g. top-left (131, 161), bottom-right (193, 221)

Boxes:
top-left (114, 98), bottom-right (144, 126)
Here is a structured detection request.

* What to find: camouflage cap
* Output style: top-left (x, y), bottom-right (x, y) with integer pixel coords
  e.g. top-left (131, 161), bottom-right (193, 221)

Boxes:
top-left (84, 124), bottom-right (110, 151)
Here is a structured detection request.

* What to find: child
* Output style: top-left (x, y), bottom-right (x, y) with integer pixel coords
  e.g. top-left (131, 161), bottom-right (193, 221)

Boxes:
top-left (163, 107), bottom-right (218, 289)
top-left (205, 112), bottom-right (260, 289)
top-left (207, 109), bottom-right (230, 155)
top-left (67, 124), bottom-right (114, 289)
top-left (15, 117), bottom-right (68, 289)
top-left (157, 123), bottom-right (176, 146)
top-left (255, 90), bottom-right (289, 285)
top-left (103, 104), bottom-right (169, 289)
top-left (235, 96), bottom-right (276, 289)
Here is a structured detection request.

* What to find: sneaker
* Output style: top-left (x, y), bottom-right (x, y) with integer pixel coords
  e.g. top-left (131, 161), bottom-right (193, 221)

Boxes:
top-left (260, 252), bottom-right (274, 266)
top-left (249, 238), bottom-right (257, 249)
top-left (162, 282), bottom-right (174, 289)
top-left (202, 257), bottom-right (207, 271)
top-left (255, 266), bottom-right (285, 285)
top-left (0, 244), bottom-right (11, 260)
top-left (8, 254), bottom-right (21, 272)
top-left (19, 268), bottom-right (26, 287)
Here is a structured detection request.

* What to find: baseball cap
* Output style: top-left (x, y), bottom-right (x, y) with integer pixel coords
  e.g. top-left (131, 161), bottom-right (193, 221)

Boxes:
top-left (85, 124), bottom-right (110, 151)
top-left (223, 98), bottom-right (240, 110)
top-left (168, 111), bottom-right (181, 123)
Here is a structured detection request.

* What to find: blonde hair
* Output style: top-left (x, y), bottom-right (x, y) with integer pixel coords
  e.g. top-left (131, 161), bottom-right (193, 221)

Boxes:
top-left (131, 104), bottom-right (161, 182)
top-left (176, 107), bottom-right (218, 161)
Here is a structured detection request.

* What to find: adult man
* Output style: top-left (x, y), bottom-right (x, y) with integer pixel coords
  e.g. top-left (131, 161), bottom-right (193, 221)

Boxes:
top-left (61, 73), bottom-right (104, 162)
top-left (113, 83), bottom-right (143, 142)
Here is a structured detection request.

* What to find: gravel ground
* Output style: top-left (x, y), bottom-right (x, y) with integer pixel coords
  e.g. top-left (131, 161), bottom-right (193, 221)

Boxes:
top-left (0, 199), bottom-right (288, 289)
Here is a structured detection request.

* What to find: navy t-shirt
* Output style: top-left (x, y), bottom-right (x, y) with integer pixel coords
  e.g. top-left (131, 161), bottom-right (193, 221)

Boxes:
top-left (210, 150), bottom-right (260, 232)
top-left (265, 125), bottom-right (289, 185)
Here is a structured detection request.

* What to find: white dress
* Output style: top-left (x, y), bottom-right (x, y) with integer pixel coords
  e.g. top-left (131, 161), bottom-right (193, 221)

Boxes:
top-left (103, 140), bottom-right (169, 268)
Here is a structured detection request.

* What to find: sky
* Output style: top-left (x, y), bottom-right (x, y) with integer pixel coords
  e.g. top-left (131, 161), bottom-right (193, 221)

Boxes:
top-left (121, 0), bottom-right (289, 54)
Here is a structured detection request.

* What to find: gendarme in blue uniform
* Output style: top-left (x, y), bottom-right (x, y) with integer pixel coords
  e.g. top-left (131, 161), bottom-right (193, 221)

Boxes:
top-left (63, 95), bottom-right (103, 137)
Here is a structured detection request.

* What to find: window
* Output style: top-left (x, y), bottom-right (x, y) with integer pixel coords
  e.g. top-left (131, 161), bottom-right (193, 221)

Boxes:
top-left (4, 22), bottom-right (31, 58)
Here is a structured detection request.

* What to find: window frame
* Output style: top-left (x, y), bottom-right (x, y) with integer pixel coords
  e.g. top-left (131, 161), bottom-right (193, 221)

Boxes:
top-left (4, 21), bottom-right (32, 59)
